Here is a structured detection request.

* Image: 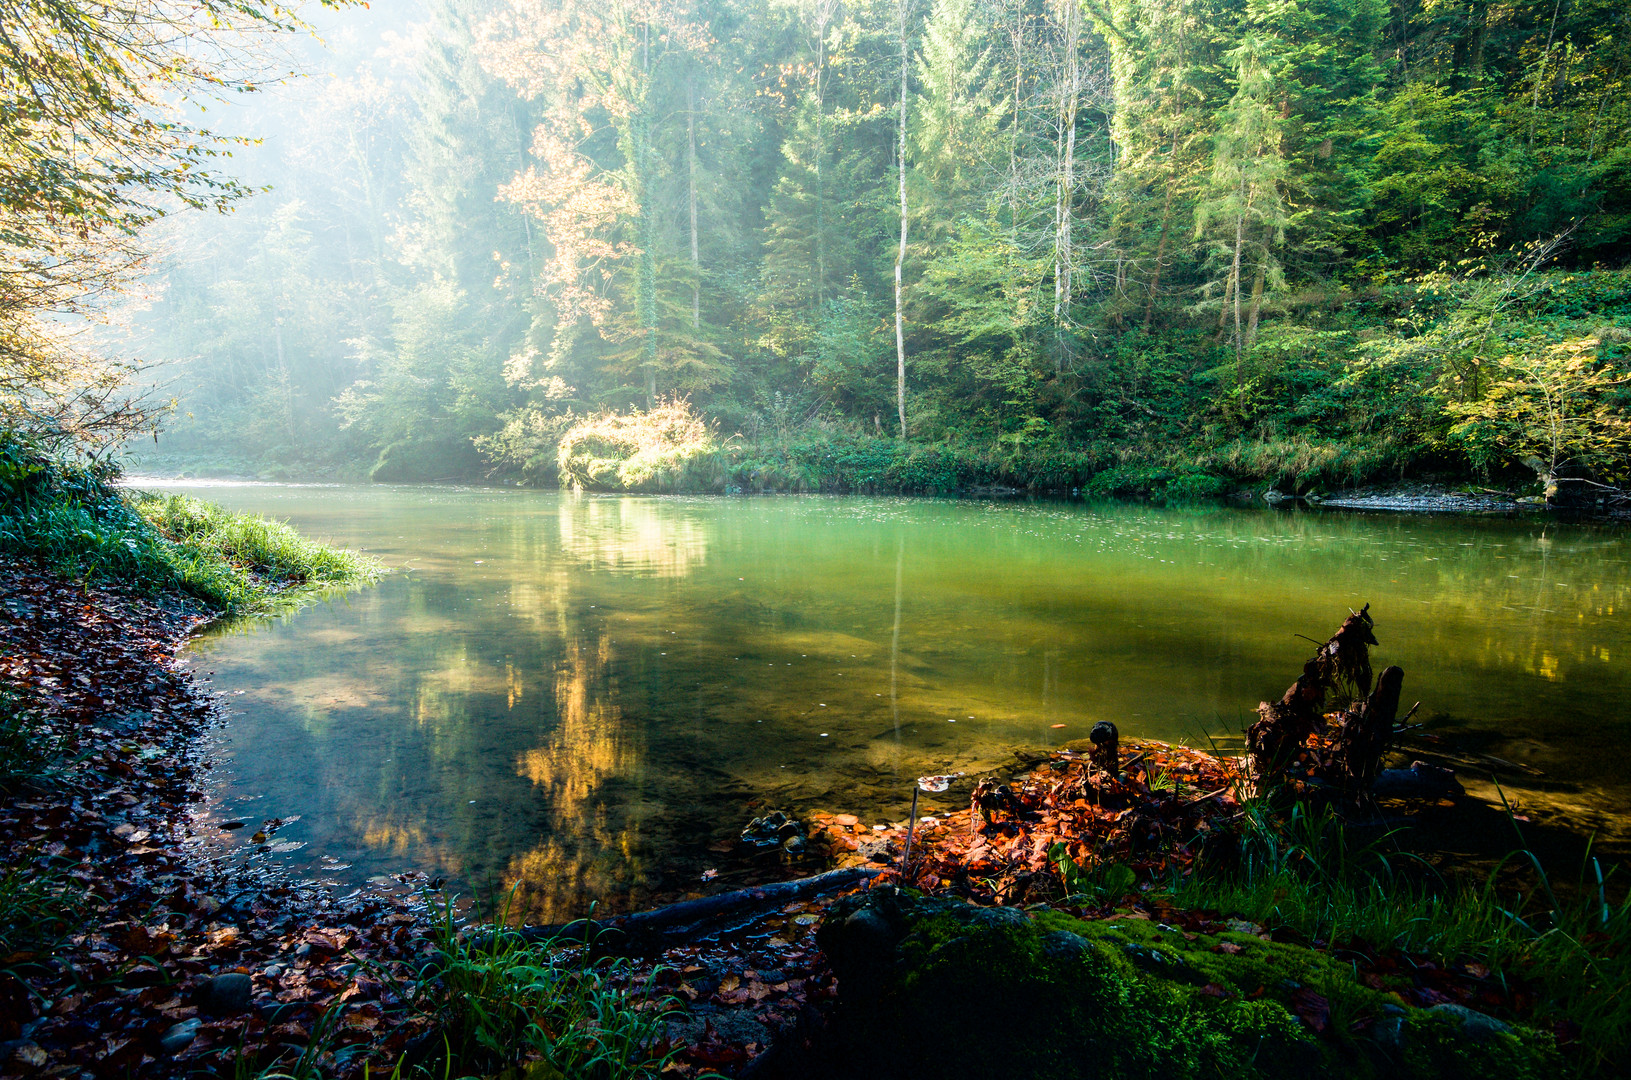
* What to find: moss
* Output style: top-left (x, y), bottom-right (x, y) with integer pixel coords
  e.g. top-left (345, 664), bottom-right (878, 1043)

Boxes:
top-left (822, 893), bottom-right (1559, 1080)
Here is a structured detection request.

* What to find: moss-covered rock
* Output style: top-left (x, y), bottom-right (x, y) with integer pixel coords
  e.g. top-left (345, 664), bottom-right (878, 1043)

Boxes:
top-left (815, 890), bottom-right (1557, 1080)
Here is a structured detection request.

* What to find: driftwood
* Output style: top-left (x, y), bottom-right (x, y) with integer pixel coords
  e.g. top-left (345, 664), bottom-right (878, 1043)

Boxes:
top-left (472, 865), bottom-right (882, 953)
top-left (1247, 604), bottom-right (1379, 791)
top-left (1330, 664), bottom-right (1404, 797)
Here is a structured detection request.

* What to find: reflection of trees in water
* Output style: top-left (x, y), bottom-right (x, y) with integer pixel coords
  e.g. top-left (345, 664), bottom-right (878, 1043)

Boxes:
top-left (556, 496), bottom-right (710, 578)
top-left (507, 635), bottom-right (648, 923)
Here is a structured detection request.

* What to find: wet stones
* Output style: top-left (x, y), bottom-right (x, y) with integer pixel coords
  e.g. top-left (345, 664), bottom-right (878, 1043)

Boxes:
top-left (739, 810), bottom-right (807, 855)
top-left (158, 1019), bottom-right (201, 1055)
top-left (196, 972), bottom-right (254, 1015)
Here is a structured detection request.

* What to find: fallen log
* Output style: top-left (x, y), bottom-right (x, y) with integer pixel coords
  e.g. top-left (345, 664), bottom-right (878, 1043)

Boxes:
top-left (471, 865), bottom-right (883, 953)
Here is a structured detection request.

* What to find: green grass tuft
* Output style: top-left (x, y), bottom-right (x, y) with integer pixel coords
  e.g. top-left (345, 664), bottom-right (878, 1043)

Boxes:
top-left (0, 430), bottom-right (380, 615)
top-left (379, 894), bottom-right (681, 1079)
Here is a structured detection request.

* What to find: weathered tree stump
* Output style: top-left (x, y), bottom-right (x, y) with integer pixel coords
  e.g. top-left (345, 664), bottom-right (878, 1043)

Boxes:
top-left (1332, 664), bottom-right (1404, 797)
top-left (1089, 720), bottom-right (1120, 776)
top-left (1246, 605), bottom-right (1378, 792)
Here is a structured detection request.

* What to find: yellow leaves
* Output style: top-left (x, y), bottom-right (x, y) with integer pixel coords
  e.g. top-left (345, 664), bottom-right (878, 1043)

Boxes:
top-left (1446, 331), bottom-right (1631, 480)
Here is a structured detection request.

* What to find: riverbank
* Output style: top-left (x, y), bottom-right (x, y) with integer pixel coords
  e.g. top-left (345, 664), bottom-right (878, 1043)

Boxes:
top-left (1, 549), bottom-right (1624, 1075)
top-left (0, 559), bottom-right (437, 1075)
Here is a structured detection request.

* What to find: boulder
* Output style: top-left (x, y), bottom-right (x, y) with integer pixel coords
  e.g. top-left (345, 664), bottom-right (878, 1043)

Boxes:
top-left (809, 889), bottom-right (1556, 1080)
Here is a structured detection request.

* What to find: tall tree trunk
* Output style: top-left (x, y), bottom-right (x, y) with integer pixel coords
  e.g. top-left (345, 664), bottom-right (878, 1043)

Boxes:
top-left (1229, 184), bottom-right (1246, 373)
top-left (1008, 0), bottom-right (1024, 236)
top-left (639, 22), bottom-right (658, 405)
top-left (1245, 256), bottom-right (1266, 350)
top-left (815, 11), bottom-right (828, 311)
top-left (895, 0), bottom-right (910, 440)
top-left (688, 75), bottom-right (700, 331)
top-left (1051, 0), bottom-right (1080, 372)
top-left (1142, 89), bottom-right (1185, 331)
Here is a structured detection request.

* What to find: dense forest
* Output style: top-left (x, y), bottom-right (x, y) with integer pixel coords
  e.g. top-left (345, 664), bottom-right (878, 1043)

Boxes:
top-left (124, 0), bottom-right (1631, 497)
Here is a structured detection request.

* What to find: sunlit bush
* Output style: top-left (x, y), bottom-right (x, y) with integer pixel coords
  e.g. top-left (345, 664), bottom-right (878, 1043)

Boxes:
top-left (556, 398), bottom-right (723, 492)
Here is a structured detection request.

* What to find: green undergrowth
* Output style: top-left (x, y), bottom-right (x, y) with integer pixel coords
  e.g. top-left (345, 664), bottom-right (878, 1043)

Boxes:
top-left (828, 890), bottom-right (1556, 1080)
top-left (0, 432), bottom-right (379, 614)
top-left (357, 896), bottom-right (679, 1080)
top-left (1158, 800), bottom-right (1631, 1075)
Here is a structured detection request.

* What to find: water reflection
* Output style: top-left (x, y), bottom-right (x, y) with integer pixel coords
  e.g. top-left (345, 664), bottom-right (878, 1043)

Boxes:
top-left (172, 486), bottom-right (1631, 918)
top-left (556, 496), bottom-right (710, 578)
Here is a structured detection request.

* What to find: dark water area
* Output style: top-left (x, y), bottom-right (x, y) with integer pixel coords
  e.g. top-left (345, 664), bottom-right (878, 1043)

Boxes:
top-left (144, 482), bottom-right (1631, 920)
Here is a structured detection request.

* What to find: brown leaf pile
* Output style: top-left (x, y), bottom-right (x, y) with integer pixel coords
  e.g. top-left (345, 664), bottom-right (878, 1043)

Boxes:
top-left (809, 743), bottom-right (1244, 907)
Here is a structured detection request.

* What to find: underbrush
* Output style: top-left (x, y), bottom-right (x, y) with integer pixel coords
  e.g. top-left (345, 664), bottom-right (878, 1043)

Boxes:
top-left (556, 399), bottom-right (723, 492)
top-left (1164, 800), bottom-right (1631, 1075)
top-left (0, 431), bottom-right (379, 613)
top-left (363, 896), bottom-right (679, 1079)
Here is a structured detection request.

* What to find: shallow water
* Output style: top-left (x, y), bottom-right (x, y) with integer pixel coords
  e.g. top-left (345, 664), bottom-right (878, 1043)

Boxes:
top-left (154, 484), bottom-right (1631, 919)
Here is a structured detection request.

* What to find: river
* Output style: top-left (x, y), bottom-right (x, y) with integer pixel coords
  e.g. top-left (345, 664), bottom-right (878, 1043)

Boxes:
top-left (149, 483), bottom-right (1631, 919)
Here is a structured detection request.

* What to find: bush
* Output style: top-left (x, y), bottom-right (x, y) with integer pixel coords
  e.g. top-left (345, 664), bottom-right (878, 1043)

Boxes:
top-left (557, 399), bottom-right (723, 492)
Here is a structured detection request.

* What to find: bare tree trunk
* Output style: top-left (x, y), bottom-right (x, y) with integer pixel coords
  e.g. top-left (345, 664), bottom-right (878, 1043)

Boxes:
top-left (688, 75), bottom-right (700, 330)
top-left (1228, 180), bottom-right (1246, 372)
top-left (895, 0), bottom-right (910, 440)
top-left (815, 6), bottom-right (829, 309)
top-left (1050, 0), bottom-right (1080, 372)
top-left (637, 21), bottom-right (657, 406)
top-left (1008, 0), bottom-right (1024, 235)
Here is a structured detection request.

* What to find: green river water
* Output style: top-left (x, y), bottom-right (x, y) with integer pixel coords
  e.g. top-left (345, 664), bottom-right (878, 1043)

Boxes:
top-left (154, 484), bottom-right (1631, 920)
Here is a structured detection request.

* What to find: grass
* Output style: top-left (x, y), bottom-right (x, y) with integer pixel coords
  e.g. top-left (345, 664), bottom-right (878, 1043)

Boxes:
top-left (0, 863), bottom-right (87, 968)
top-left (1161, 799), bottom-right (1631, 1075)
top-left (0, 431), bottom-right (380, 614)
top-left (0, 691), bottom-right (71, 797)
top-left (375, 894), bottom-right (682, 1079)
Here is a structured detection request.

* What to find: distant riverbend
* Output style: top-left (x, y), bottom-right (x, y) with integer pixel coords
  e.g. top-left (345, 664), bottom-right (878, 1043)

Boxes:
top-left (148, 483), bottom-right (1631, 920)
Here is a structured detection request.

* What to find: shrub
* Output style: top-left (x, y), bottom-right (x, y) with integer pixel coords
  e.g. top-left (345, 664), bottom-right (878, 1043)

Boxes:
top-left (557, 399), bottom-right (722, 492)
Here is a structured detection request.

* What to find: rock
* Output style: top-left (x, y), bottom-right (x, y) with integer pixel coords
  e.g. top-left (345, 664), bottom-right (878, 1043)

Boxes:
top-left (1040, 930), bottom-right (1091, 960)
top-left (740, 810), bottom-right (806, 852)
top-left (1372, 761), bottom-right (1463, 799)
top-left (814, 889), bottom-right (1558, 1080)
top-left (197, 971), bottom-right (254, 1015)
top-left (159, 1018), bottom-right (202, 1055)
top-left (1428, 1003), bottom-right (1512, 1042)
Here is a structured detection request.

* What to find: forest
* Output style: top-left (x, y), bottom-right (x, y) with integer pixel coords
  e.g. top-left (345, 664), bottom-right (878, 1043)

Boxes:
top-left (112, 0), bottom-right (1631, 497)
